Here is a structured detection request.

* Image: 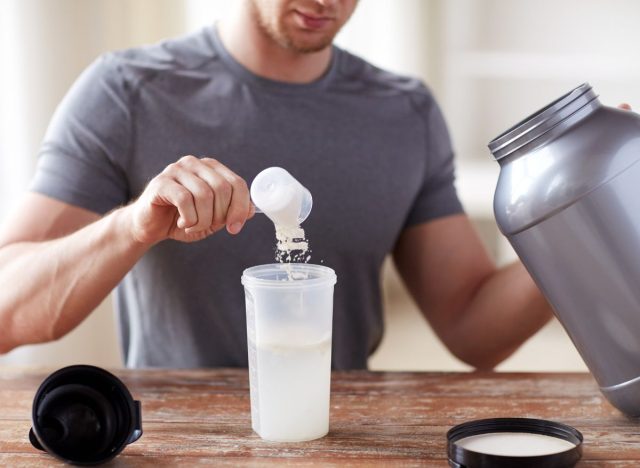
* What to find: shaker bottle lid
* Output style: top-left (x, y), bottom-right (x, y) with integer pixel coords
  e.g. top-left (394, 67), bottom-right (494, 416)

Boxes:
top-left (488, 83), bottom-right (598, 160)
top-left (447, 417), bottom-right (583, 468)
top-left (29, 365), bottom-right (143, 465)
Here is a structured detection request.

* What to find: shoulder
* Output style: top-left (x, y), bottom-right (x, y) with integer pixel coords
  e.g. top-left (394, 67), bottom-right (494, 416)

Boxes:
top-left (94, 28), bottom-right (217, 88)
top-left (333, 48), bottom-right (447, 137)
top-left (333, 47), bottom-right (436, 109)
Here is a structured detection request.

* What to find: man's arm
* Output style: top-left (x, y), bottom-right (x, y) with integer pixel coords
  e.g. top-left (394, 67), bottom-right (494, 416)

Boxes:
top-left (393, 213), bottom-right (553, 370)
top-left (0, 156), bottom-right (252, 354)
top-left (0, 194), bottom-right (144, 352)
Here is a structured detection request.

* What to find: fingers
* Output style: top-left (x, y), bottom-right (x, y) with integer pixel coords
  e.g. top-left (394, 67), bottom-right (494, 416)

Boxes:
top-left (201, 158), bottom-right (252, 234)
top-left (172, 171), bottom-right (214, 233)
top-left (162, 156), bottom-right (251, 235)
top-left (153, 177), bottom-right (198, 229)
top-left (194, 165), bottom-right (232, 228)
top-left (619, 103), bottom-right (632, 111)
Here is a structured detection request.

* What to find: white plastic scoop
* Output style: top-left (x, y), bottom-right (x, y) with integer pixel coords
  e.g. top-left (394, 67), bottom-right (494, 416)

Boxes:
top-left (250, 167), bottom-right (312, 226)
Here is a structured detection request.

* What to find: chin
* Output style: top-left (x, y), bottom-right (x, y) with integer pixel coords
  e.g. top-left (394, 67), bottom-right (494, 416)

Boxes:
top-left (289, 38), bottom-right (334, 53)
top-left (282, 28), bottom-right (337, 53)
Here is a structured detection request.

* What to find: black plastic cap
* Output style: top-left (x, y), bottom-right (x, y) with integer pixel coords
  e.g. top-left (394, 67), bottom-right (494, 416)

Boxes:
top-left (29, 365), bottom-right (142, 465)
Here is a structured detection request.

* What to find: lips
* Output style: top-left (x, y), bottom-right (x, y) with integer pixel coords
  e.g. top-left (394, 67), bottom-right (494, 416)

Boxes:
top-left (294, 10), bottom-right (335, 30)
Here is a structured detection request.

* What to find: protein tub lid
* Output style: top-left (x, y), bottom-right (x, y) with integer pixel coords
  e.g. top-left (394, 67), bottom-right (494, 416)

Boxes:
top-left (447, 417), bottom-right (583, 468)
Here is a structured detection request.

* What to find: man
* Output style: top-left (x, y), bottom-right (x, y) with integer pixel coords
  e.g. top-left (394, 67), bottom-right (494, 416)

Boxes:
top-left (0, 0), bottom-right (554, 368)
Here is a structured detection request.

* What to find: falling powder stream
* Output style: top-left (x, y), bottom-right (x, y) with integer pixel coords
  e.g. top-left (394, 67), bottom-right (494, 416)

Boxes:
top-left (249, 167), bottom-right (312, 277)
top-left (275, 223), bottom-right (311, 279)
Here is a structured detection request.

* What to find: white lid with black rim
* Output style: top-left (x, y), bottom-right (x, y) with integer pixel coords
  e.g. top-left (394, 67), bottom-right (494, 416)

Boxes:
top-left (447, 418), bottom-right (583, 468)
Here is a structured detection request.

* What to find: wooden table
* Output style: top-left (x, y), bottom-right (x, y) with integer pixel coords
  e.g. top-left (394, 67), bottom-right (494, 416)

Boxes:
top-left (1, 369), bottom-right (638, 466)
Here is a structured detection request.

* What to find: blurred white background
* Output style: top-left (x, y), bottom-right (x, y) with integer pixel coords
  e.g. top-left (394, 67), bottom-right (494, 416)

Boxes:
top-left (1, 0), bottom-right (639, 370)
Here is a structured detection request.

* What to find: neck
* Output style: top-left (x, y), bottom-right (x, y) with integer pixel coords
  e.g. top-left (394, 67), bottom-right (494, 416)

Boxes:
top-left (217, 4), bottom-right (333, 84)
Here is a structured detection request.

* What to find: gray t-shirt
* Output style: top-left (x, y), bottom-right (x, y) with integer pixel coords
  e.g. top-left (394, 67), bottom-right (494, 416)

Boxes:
top-left (30, 27), bottom-right (463, 369)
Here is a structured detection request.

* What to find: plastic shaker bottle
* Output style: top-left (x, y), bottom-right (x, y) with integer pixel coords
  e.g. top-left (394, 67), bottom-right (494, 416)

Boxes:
top-left (241, 263), bottom-right (336, 441)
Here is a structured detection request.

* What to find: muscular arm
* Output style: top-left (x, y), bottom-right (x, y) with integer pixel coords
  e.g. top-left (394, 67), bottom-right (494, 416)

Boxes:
top-left (0, 156), bottom-right (252, 354)
top-left (0, 194), bottom-right (146, 352)
top-left (393, 214), bottom-right (553, 370)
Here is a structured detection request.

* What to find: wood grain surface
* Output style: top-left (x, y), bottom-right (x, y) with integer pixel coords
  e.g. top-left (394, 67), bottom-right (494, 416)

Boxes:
top-left (1, 368), bottom-right (638, 466)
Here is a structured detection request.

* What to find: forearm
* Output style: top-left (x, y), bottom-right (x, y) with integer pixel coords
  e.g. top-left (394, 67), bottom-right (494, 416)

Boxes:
top-left (451, 261), bottom-right (554, 369)
top-left (0, 206), bottom-right (147, 352)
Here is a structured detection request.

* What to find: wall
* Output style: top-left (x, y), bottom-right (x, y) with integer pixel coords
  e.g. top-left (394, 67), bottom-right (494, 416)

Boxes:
top-left (0, 0), bottom-right (187, 366)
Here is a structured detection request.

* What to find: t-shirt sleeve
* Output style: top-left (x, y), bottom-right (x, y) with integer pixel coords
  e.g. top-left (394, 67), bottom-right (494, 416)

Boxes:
top-left (29, 53), bottom-right (132, 214)
top-left (403, 89), bottom-right (464, 228)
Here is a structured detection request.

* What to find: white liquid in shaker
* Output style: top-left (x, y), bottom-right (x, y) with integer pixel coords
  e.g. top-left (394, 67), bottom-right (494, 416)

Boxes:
top-left (251, 336), bottom-right (332, 442)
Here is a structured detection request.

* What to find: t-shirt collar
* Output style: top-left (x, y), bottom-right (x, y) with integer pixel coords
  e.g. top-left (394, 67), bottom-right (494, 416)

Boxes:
top-left (205, 24), bottom-right (340, 93)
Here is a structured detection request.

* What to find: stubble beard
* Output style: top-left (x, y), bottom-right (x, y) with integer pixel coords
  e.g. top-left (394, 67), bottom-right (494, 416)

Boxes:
top-left (251, 1), bottom-right (336, 53)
